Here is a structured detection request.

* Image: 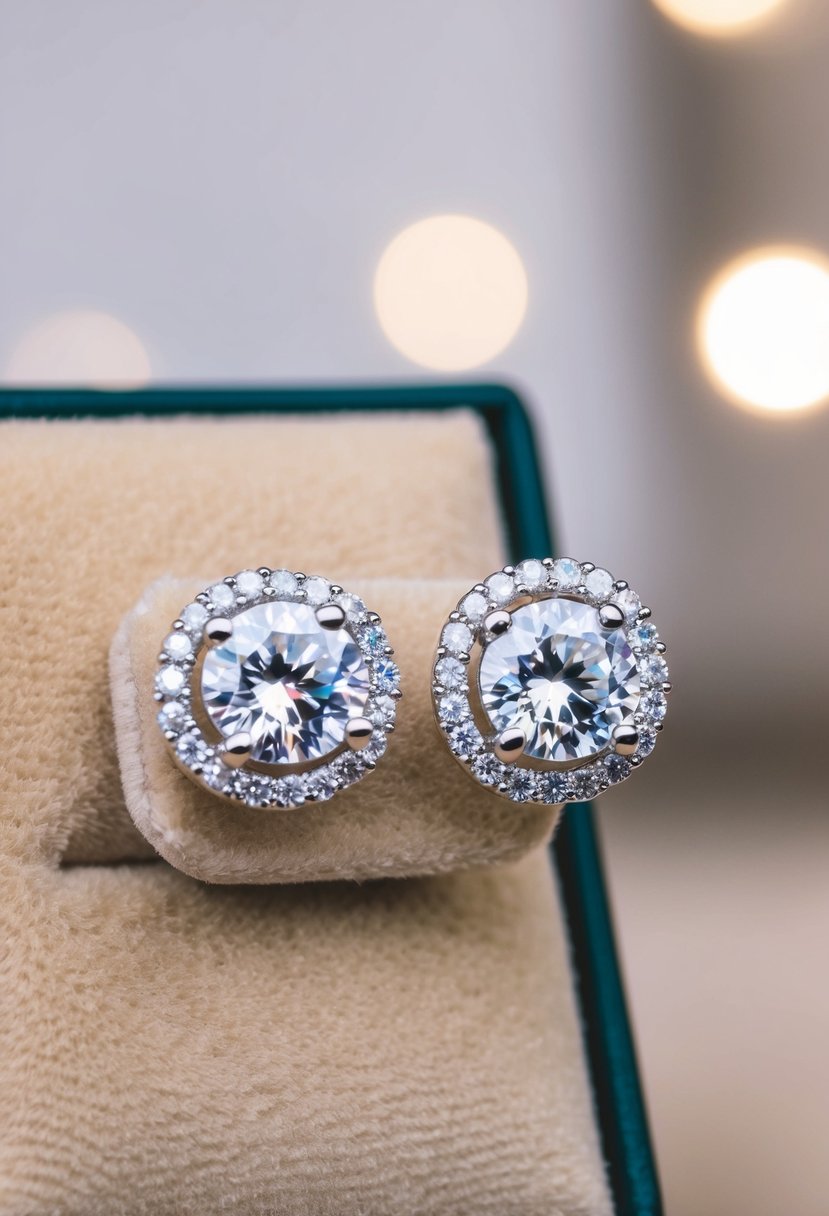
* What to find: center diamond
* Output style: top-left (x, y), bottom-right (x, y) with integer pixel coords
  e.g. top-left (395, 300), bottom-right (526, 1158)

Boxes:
top-left (201, 601), bottom-right (370, 765)
top-left (478, 598), bottom-right (640, 762)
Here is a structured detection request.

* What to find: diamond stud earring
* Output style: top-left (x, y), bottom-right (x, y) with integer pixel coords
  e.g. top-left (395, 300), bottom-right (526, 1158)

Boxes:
top-left (432, 558), bottom-right (669, 805)
top-left (155, 568), bottom-right (400, 808)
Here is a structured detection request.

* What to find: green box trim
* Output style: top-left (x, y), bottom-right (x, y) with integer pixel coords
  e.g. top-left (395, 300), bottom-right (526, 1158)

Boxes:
top-left (0, 383), bottom-right (662, 1216)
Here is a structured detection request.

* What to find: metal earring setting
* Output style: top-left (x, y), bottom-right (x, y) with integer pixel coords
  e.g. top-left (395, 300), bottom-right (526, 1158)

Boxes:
top-left (431, 557), bottom-right (669, 805)
top-left (155, 568), bottom-right (400, 809)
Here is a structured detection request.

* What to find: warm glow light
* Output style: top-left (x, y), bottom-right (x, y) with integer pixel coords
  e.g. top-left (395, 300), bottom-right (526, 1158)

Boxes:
top-left (651, 0), bottom-right (788, 36)
top-left (374, 214), bottom-right (528, 371)
top-left (698, 248), bottom-right (829, 415)
top-left (5, 309), bottom-right (152, 387)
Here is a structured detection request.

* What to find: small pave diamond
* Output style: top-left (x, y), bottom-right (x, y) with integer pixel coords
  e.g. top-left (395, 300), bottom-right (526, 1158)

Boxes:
top-left (157, 701), bottom-right (187, 733)
top-left (156, 665), bottom-right (187, 697)
top-left (486, 571), bottom-right (515, 605)
top-left (235, 570), bottom-right (264, 600)
top-left (438, 691), bottom-right (468, 724)
top-left (209, 582), bottom-right (236, 612)
top-left (636, 728), bottom-right (657, 757)
top-left (640, 690), bottom-right (667, 722)
top-left (302, 576), bottom-right (330, 606)
top-left (441, 621), bottom-right (473, 654)
top-left (449, 721), bottom-right (482, 756)
top-left (270, 569), bottom-right (298, 597)
top-left (175, 732), bottom-right (212, 769)
top-left (371, 693), bottom-right (396, 724)
top-left (551, 558), bottom-right (581, 590)
top-left (515, 559), bottom-right (547, 591)
top-left (375, 658), bottom-right (400, 694)
top-left (460, 591), bottom-right (488, 622)
top-left (540, 773), bottom-right (575, 804)
top-left (640, 654), bottom-right (669, 685)
top-left (605, 755), bottom-right (631, 784)
top-left (181, 602), bottom-right (209, 637)
top-left (584, 567), bottom-right (614, 601)
top-left (572, 768), bottom-right (606, 800)
top-left (509, 768), bottom-right (537, 802)
top-left (273, 775), bottom-right (306, 808)
top-left (632, 622), bottom-right (659, 652)
top-left (435, 656), bottom-right (466, 690)
top-left (472, 753), bottom-right (507, 786)
top-left (164, 632), bottom-right (193, 661)
top-left (359, 622), bottom-right (388, 655)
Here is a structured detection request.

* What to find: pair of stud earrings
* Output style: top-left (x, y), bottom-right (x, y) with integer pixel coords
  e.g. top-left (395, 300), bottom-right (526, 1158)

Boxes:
top-left (154, 560), bottom-right (669, 811)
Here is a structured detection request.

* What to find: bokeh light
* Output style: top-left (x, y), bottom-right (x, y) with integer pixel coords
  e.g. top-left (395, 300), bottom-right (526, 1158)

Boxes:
top-left (651, 0), bottom-right (788, 37)
top-left (698, 247), bottom-right (829, 415)
top-left (374, 214), bottom-right (528, 371)
top-left (5, 309), bottom-right (152, 387)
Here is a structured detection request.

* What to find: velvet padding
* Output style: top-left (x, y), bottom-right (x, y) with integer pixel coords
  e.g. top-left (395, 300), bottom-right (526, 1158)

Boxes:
top-left (0, 413), bottom-right (611, 1215)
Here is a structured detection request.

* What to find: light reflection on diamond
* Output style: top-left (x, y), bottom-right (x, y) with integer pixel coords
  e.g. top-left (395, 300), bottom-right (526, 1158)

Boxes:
top-left (479, 598), bottom-right (640, 762)
top-left (201, 601), bottom-right (370, 764)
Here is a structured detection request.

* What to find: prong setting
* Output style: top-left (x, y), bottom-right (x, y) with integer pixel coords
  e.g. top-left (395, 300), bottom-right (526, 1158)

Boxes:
top-left (316, 603), bottom-right (346, 630)
top-left (220, 732), bottom-right (253, 768)
top-left (598, 603), bottom-right (625, 630)
top-left (612, 724), bottom-right (639, 756)
top-left (345, 718), bottom-right (373, 751)
top-left (205, 617), bottom-right (233, 645)
top-left (494, 728), bottom-right (526, 764)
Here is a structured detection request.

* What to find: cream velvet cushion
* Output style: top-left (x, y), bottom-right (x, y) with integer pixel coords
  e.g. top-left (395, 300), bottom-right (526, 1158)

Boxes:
top-left (0, 413), bottom-right (611, 1215)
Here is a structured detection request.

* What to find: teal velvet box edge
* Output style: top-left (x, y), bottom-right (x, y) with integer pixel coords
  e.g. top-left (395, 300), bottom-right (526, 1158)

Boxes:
top-left (0, 382), bottom-right (662, 1216)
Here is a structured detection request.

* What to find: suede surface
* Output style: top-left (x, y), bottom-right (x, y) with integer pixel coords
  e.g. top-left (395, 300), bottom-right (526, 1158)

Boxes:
top-left (112, 576), bottom-right (558, 884)
top-left (0, 413), bottom-right (611, 1215)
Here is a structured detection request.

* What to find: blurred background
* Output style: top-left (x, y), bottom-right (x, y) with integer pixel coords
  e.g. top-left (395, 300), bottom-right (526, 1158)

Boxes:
top-left (2, 2), bottom-right (828, 1212)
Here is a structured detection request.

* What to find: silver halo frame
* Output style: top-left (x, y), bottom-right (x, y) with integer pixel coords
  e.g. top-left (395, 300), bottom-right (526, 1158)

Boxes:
top-left (431, 557), bottom-right (669, 806)
top-left (154, 568), bottom-right (401, 809)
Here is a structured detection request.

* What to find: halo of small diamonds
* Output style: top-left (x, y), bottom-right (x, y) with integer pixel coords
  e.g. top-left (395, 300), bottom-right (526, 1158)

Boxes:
top-left (432, 558), bottom-right (669, 805)
top-left (155, 569), bottom-right (400, 809)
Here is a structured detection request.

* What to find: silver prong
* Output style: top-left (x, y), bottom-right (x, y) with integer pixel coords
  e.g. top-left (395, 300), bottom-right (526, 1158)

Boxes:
top-left (656, 642), bottom-right (667, 654)
top-left (220, 732), bottom-right (252, 768)
top-left (582, 562), bottom-right (595, 574)
top-left (599, 603), bottom-right (625, 629)
top-left (258, 567), bottom-right (271, 578)
top-left (367, 612), bottom-right (381, 625)
top-left (613, 579), bottom-right (629, 591)
top-left (329, 584), bottom-right (343, 596)
top-left (316, 603), bottom-right (346, 630)
top-left (205, 617), bottom-right (233, 644)
top-left (494, 728), bottom-right (526, 764)
top-left (484, 609), bottom-right (511, 636)
top-left (662, 681), bottom-right (672, 694)
top-left (612, 723), bottom-right (639, 756)
top-left (346, 718), bottom-right (373, 751)
top-left (638, 606), bottom-right (652, 620)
